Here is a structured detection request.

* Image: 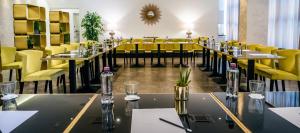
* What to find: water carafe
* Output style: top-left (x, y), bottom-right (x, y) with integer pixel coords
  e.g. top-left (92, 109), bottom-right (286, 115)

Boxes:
top-left (226, 63), bottom-right (239, 97)
top-left (101, 67), bottom-right (113, 104)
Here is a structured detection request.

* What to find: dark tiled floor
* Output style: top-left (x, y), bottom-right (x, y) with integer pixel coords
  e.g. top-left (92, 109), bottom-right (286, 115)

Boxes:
top-left (2, 57), bottom-right (298, 94)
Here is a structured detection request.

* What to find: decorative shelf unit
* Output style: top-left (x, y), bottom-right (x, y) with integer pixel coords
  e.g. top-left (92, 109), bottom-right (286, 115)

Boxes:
top-left (49, 11), bottom-right (70, 46)
top-left (13, 4), bottom-right (47, 50)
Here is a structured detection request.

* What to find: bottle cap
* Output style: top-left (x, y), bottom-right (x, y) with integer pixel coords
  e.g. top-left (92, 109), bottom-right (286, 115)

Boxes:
top-left (230, 63), bottom-right (237, 69)
top-left (104, 67), bottom-right (110, 72)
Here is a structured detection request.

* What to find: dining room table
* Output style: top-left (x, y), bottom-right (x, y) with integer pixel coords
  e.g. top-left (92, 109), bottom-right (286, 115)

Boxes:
top-left (1, 91), bottom-right (299, 133)
top-left (42, 49), bottom-right (102, 93)
top-left (198, 43), bottom-right (285, 91)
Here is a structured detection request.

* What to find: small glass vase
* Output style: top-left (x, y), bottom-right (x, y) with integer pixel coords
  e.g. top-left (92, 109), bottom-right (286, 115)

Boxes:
top-left (174, 86), bottom-right (189, 101)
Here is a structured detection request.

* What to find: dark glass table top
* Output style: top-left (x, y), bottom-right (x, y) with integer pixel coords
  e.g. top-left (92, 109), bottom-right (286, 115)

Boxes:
top-left (213, 92), bottom-right (300, 132)
top-left (1, 94), bottom-right (93, 133)
top-left (71, 94), bottom-right (242, 133)
top-left (1, 93), bottom-right (299, 133)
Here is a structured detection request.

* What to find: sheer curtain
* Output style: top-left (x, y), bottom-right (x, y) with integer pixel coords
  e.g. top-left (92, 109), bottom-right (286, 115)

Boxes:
top-left (268, 0), bottom-right (300, 49)
top-left (224, 0), bottom-right (239, 41)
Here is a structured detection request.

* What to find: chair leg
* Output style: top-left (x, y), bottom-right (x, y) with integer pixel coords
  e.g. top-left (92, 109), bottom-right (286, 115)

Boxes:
top-left (34, 81), bottom-right (38, 94)
top-left (144, 53), bottom-right (146, 65)
top-left (80, 68), bottom-right (84, 87)
top-left (62, 75), bottom-right (67, 93)
top-left (19, 82), bottom-right (24, 94)
top-left (275, 80), bottom-right (279, 91)
top-left (49, 81), bottom-right (53, 94)
top-left (151, 53), bottom-right (153, 65)
top-left (17, 69), bottom-right (22, 81)
top-left (56, 77), bottom-right (60, 87)
top-left (281, 80), bottom-right (285, 91)
top-left (238, 67), bottom-right (242, 87)
top-left (270, 80), bottom-right (274, 91)
top-left (298, 81), bottom-right (300, 91)
top-left (9, 69), bottom-right (13, 81)
top-left (123, 54), bottom-right (126, 65)
top-left (255, 74), bottom-right (258, 80)
top-left (44, 81), bottom-right (48, 93)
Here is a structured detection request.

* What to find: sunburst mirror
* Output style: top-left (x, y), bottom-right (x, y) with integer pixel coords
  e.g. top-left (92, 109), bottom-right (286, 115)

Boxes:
top-left (140, 4), bottom-right (162, 25)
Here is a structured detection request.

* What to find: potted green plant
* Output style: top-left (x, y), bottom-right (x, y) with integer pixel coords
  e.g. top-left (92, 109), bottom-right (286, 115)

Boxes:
top-left (175, 68), bottom-right (191, 100)
top-left (27, 37), bottom-right (33, 49)
top-left (81, 11), bottom-right (105, 41)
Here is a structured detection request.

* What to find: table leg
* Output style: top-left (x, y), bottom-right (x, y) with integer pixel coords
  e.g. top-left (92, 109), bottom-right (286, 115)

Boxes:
top-left (202, 49), bottom-right (210, 71)
top-left (113, 47), bottom-right (117, 67)
top-left (174, 44), bottom-right (188, 67)
top-left (200, 47), bottom-right (206, 67)
top-left (216, 54), bottom-right (227, 84)
top-left (102, 52), bottom-right (107, 69)
top-left (152, 44), bottom-right (165, 67)
top-left (108, 49), bottom-right (113, 69)
top-left (131, 44), bottom-right (144, 67)
top-left (210, 51), bottom-right (219, 77)
top-left (83, 60), bottom-right (91, 89)
top-left (94, 55), bottom-right (100, 84)
top-left (69, 60), bottom-right (76, 93)
top-left (247, 60), bottom-right (255, 92)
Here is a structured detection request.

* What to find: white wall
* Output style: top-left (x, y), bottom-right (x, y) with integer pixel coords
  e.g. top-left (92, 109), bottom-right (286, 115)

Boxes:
top-left (246, 0), bottom-right (269, 45)
top-left (0, 0), bottom-right (50, 47)
top-left (46, 0), bottom-right (219, 41)
top-left (0, 0), bottom-right (219, 46)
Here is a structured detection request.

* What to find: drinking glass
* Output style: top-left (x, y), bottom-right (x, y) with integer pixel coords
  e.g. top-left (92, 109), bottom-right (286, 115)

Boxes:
top-left (249, 80), bottom-right (265, 99)
top-left (2, 99), bottom-right (18, 111)
top-left (124, 81), bottom-right (139, 96)
top-left (0, 81), bottom-right (17, 95)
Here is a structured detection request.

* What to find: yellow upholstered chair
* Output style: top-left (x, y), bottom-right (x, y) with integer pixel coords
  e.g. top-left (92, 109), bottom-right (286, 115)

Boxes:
top-left (255, 46), bottom-right (278, 69)
top-left (17, 50), bottom-right (66, 94)
top-left (256, 50), bottom-right (300, 91)
top-left (116, 44), bottom-right (127, 65)
top-left (45, 46), bottom-right (69, 70)
top-left (1, 46), bottom-right (22, 81)
top-left (61, 44), bottom-right (77, 51)
top-left (238, 44), bottom-right (266, 70)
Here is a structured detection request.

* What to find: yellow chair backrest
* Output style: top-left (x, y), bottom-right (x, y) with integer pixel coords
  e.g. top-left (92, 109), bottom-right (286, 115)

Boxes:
top-left (133, 39), bottom-right (143, 44)
top-left (193, 44), bottom-right (202, 50)
top-left (162, 43), bottom-right (174, 51)
top-left (17, 50), bottom-right (43, 78)
top-left (62, 44), bottom-right (77, 51)
top-left (200, 37), bottom-right (209, 41)
top-left (143, 43), bottom-right (153, 51)
top-left (124, 43), bottom-right (134, 51)
top-left (173, 43), bottom-right (180, 50)
top-left (247, 44), bottom-right (264, 51)
top-left (116, 44), bottom-right (125, 50)
top-left (227, 40), bottom-right (238, 46)
top-left (155, 38), bottom-right (165, 43)
top-left (256, 46), bottom-right (278, 67)
top-left (183, 44), bottom-right (193, 51)
top-left (1, 46), bottom-right (16, 65)
top-left (277, 50), bottom-right (300, 75)
top-left (45, 46), bottom-right (66, 68)
top-left (70, 43), bottom-right (80, 49)
top-left (296, 54), bottom-right (300, 80)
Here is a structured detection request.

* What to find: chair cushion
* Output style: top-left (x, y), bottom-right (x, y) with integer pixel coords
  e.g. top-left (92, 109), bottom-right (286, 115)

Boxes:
top-left (256, 68), bottom-right (298, 81)
top-left (50, 63), bottom-right (69, 70)
top-left (255, 63), bottom-right (272, 69)
top-left (2, 61), bottom-right (22, 70)
top-left (23, 69), bottom-right (64, 81)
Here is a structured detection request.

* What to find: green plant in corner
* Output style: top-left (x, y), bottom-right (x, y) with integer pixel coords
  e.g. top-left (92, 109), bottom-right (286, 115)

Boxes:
top-left (81, 11), bottom-right (105, 41)
top-left (176, 68), bottom-right (191, 87)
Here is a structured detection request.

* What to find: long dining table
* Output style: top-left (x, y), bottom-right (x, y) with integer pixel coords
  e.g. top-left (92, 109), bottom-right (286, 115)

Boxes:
top-left (1, 91), bottom-right (299, 132)
top-left (42, 49), bottom-right (102, 93)
top-left (199, 43), bottom-right (285, 91)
